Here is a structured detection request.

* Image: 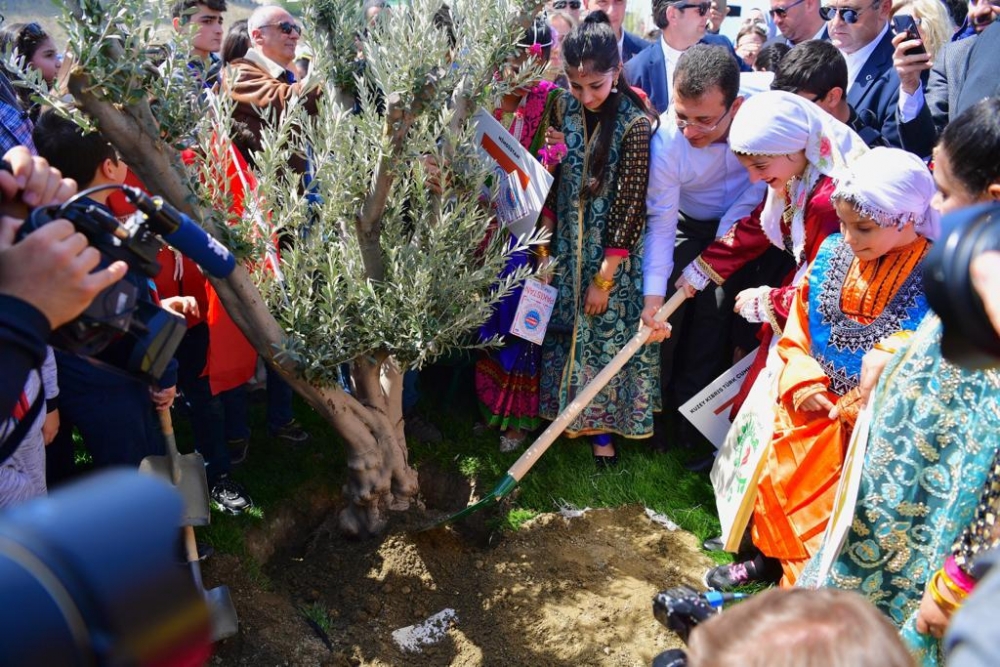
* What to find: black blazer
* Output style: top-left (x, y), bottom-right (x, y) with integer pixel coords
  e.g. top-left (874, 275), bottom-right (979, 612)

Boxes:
top-left (955, 20), bottom-right (1000, 110)
top-left (846, 28), bottom-right (903, 150)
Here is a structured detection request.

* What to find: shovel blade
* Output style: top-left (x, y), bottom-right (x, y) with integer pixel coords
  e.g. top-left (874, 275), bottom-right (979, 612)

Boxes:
top-left (205, 585), bottom-right (239, 642)
top-left (139, 453), bottom-right (212, 526)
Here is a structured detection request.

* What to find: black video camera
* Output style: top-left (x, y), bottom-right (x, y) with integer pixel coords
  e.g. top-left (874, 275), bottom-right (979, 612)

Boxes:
top-left (14, 182), bottom-right (237, 384)
top-left (924, 202), bottom-right (1000, 368)
top-left (651, 586), bottom-right (748, 667)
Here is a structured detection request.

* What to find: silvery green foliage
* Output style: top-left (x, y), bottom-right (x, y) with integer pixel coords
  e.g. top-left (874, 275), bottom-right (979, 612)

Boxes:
top-left (48, 0), bottom-right (549, 391)
top-left (237, 0), bottom-right (550, 387)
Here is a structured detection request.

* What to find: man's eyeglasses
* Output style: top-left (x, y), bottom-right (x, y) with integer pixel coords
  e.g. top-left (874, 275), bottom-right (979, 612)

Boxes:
top-left (769, 0), bottom-right (807, 17)
top-left (261, 21), bottom-right (302, 35)
top-left (819, 3), bottom-right (874, 23)
top-left (675, 104), bottom-right (733, 133)
top-left (552, 0), bottom-right (582, 9)
top-left (674, 1), bottom-right (712, 17)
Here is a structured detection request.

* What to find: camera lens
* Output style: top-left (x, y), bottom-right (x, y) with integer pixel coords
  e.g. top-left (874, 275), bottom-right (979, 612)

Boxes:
top-left (924, 203), bottom-right (1000, 368)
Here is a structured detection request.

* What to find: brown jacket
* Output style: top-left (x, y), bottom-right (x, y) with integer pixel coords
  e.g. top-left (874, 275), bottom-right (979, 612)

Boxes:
top-left (223, 49), bottom-right (321, 176)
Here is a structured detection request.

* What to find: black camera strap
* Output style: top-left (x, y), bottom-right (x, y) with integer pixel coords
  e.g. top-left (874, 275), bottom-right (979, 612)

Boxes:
top-left (0, 394), bottom-right (44, 467)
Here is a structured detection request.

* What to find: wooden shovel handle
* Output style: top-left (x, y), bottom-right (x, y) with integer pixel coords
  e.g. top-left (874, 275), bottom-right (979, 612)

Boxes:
top-left (508, 289), bottom-right (688, 481)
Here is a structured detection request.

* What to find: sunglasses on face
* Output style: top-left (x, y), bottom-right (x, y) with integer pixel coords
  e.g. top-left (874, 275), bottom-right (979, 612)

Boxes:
top-left (552, 0), bottom-right (582, 8)
top-left (769, 0), bottom-right (807, 17)
top-left (819, 3), bottom-right (873, 23)
top-left (674, 1), bottom-right (712, 16)
top-left (261, 21), bottom-right (302, 35)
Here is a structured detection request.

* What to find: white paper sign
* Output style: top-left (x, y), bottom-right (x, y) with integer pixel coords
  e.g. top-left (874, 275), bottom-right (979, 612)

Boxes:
top-left (473, 109), bottom-right (554, 240)
top-left (812, 402), bottom-right (874, 586)
top-left (679, 350), bottom-right (757, 449)
top-left (509, 278), bottom-right (557, 346)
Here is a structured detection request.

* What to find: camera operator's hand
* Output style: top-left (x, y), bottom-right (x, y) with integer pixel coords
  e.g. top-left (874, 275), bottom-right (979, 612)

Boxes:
top-left (971, 251), bottom-right (1000, 338)
top-left (0, 217), bottom-right (128, 329)
top-left (149, 385), bottom-right (176, 411)
top-left (0, 146), bottom-right (76, 208)
top-left (42, 409), bottom-right (60, 445)
top-left (161, 296), bottom-right (200, 319)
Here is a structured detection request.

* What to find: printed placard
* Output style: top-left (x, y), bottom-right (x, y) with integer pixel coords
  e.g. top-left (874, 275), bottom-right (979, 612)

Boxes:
top-left (474, 109), bottom-right (554, 240)
top-left (679, 351), bottom-right (757, 449)
top-left (509, 278), bottom-right (558, 345)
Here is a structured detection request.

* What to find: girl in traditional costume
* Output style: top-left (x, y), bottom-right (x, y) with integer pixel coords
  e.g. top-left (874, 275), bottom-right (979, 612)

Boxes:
top-left (674, 91), bottom-right (869, 419)
top-left (708, 147), bottom-right (937, 589)
top-left (802, 98), bottom-right (1000, 667)
top-left (475, 19), bottom-right (561, 452)
top-left (536, 11), bottom-right (657, 466)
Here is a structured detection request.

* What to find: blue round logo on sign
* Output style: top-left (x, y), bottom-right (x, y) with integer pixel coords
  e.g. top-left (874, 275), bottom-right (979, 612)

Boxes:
top-left (524, 310), bottom-right (541, 330)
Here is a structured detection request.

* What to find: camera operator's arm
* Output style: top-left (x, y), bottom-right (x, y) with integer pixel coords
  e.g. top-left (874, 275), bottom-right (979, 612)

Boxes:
top-left (971, 252), bottom-right (1000, 338)
top-left (0, 218), bottom-right (128, 419)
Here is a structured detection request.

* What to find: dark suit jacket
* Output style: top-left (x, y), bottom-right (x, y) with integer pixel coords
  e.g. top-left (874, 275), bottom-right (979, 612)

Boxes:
top-left (846, 28), bottom-right (902, 150)
top-left (623, 31), bottom-right (651, 64)
top-left (897, 34), bottom-right (977, 158)
top-left (956, 20), bottom-right (1000, 110)
top-left (624, 34), bottom-right (742, 115)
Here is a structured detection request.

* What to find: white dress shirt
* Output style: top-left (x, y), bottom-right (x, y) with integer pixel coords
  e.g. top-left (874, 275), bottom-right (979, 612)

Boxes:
top-left (642, 109), bottom-right (767, 296)
top-left (660, 37), bottom-right (686, 104)
top-left (844, 22), bottom-right (889, 90)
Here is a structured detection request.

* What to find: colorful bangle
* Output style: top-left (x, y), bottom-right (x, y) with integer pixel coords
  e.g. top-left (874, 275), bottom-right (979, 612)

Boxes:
top-left (945, 556), bottom-right (977, 595)
top-left (928, 570), bottom-right (962, 616)
top-left (937, 567), bottom-right (970, 601)
top-left (592, 274), bottom-right (614, 291)
top-left (535, 244), bottom-right (551, 258)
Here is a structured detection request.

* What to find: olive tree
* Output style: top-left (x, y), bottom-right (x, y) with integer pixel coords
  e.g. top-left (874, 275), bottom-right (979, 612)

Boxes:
top-left (36, 0), bottom-right (546, 535)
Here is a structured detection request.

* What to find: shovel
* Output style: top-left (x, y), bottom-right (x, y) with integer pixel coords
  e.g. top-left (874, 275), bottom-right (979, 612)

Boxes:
top-left (424, 290), bottom-right (688, 529)
top-left (139, 408), bottom-right (211, 526)
top-left (183, 523), bottom-right (239, 642)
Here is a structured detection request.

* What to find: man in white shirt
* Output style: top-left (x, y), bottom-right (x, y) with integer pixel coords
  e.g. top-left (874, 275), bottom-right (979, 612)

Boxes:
top-left (586, 0), bottom-right (651, 62)
top-left (626, 0), bottom-right (741, 113)
top-left (822, 0), bottom-right (903, 146)
top-left (640, 45), bottom-right (768, 453)
top-left (769, 0), bottom-right (828, 44)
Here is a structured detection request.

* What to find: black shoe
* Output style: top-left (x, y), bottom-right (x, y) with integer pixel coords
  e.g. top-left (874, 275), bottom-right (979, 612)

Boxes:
top-left (227, 438), bottom-right (250, 465)
top-left (704, 561), bottom-right (755, 590)
top-left (269, 419), bottom-right (309, 443)
top-left (210, 475), bottom-right (253, 515)
top-left (684, 453), bottom-right (716, 473)
top-left (404, 412), bottom-right (442, 443)
top-left (702, 536), bottom-right (725, 552)
top-left (593, 453), bottom-right (619, 468)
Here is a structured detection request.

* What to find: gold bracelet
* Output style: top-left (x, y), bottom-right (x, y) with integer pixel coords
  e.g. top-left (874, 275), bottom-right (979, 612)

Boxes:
top-left (535, 244), bottom-right (551, 258)
top-left (937, 568), bottom-right (970, 601)
top-left (928, 570), bottom-right (962, 616)
top-left (592, 274), bottom-right (614, 291)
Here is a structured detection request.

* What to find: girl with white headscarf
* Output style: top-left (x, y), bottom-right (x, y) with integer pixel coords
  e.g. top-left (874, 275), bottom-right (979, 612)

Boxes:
top-left (706, 147), bottom-right (935, 590)
top-left (676, 91), bottom-right (868, 421)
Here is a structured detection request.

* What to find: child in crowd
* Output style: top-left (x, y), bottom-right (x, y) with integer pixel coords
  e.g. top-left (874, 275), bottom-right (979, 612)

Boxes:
top-left (804, 98), bottom-right (1000, 667)
top-left (475, 18), bottom-right (559, 453)
top-left (32, 110), bottom-right (180, 482)
top-left (0, 22), bottom-right (62, 121)
top-left (537, 11), bottom-right (657, 466)
top-left (707, 147), bottom-right (936, 589)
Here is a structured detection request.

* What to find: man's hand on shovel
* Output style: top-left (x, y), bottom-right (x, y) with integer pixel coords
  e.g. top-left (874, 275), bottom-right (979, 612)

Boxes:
top-left (150, 385), bottom-right (177, 411)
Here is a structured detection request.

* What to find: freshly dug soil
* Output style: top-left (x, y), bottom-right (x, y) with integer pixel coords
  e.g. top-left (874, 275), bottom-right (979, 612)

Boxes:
top-left (210, 504), bottom-right (714, 666)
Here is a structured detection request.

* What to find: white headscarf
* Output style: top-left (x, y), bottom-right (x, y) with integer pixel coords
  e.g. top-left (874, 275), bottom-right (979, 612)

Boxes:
top-left (832, 147), bottom-right (941, 240)
top-left (729, 91), bottom-right (869, 263)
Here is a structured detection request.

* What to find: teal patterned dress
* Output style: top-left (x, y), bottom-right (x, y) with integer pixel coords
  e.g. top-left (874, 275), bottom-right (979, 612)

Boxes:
top-left (803, 315), bottom-right (1000, 665)
top-left (538, 91), bottom-right (658, 438)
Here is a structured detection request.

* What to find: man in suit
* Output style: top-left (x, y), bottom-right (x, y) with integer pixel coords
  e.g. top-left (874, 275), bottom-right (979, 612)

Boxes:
top-left (585, 0), bottom-right (650, 62)
top-left (895, 14), bottom-right (1000, 157)
top-left (824, 0), bottom-right (902, 147)
top-left (625, 0), bottom-right (742, 114)
top-left (770, 0), bottom-right (828, 44)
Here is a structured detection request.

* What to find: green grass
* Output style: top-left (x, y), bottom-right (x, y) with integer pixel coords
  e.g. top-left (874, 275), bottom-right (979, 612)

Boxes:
top-left (176, 363), bottom-right (725, 561)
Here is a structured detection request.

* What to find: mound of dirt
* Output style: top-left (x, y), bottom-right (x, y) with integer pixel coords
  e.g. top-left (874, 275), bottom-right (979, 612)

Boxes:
top-left (211, 505), bottom-right (714, 666)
